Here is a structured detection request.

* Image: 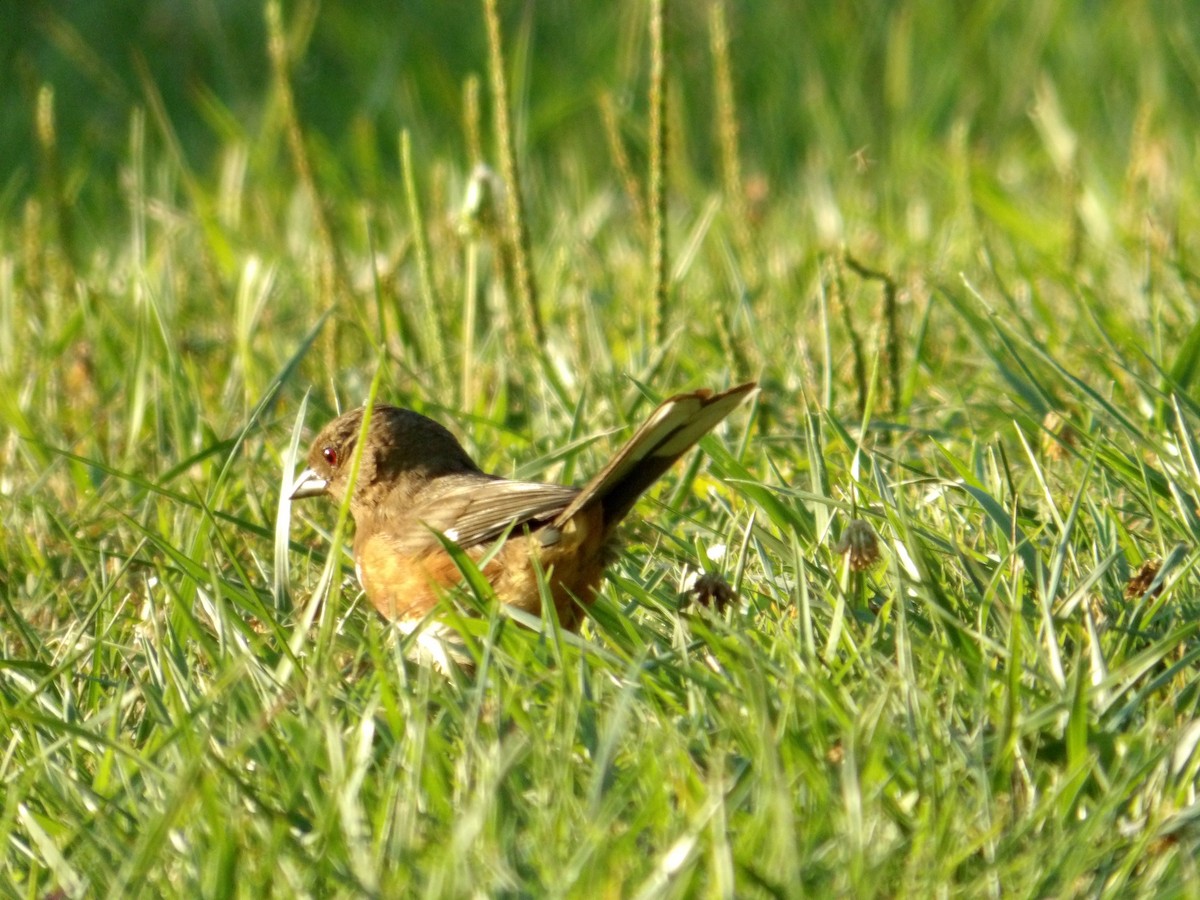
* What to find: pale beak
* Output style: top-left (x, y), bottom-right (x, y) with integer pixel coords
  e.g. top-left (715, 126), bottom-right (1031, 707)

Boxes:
top-left (289, 467), bottom-right (329, 500)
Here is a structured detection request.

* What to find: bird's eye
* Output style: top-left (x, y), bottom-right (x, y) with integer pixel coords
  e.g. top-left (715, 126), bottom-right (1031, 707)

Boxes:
top-left (322, 446), bottom-right (339, 467)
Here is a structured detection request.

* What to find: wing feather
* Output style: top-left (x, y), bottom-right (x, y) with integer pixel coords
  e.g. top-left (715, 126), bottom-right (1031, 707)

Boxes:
top-left (417, 478), bottom-right (580, 548)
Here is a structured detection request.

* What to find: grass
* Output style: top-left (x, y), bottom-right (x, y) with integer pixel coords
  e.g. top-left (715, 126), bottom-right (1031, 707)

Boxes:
top-left (5, 1), bottom-right (1200, 896)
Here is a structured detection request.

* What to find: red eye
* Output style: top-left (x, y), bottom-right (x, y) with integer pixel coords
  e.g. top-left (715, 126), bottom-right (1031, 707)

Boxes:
top-left (322, 446), bottom-right (339, 467)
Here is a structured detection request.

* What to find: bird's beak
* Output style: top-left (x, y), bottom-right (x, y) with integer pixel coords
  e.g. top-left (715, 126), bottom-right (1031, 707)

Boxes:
top-left (289, 467), bottom-right (329, 500)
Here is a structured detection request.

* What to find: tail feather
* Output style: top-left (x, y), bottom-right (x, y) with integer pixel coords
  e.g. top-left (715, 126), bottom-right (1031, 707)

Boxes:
top-left (552, 382), bottom-right (756, 529)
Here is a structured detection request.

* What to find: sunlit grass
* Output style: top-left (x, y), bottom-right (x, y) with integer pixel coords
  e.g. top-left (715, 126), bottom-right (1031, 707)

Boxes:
top-left (5, 1), bottom-right (1200, 896)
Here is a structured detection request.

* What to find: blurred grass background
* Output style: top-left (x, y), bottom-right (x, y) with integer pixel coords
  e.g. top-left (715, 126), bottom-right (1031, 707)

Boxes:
top-left (12, 1), bottom-right (1198, 237)
top-left (5, 1), bottom-right (1200, 896)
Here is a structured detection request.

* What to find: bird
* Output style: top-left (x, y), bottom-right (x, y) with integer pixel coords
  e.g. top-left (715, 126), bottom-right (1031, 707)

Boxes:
top-left (289, 383), bottom-right (756, 637)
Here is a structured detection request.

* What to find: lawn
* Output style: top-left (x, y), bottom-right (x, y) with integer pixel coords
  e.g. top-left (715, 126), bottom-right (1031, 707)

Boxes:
top-left (4, 1), bottom-right (1200, 896)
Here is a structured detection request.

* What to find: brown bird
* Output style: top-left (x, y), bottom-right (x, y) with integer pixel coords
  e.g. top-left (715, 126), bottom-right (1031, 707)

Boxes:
top-left (290, 383), bottom-right (755, 634)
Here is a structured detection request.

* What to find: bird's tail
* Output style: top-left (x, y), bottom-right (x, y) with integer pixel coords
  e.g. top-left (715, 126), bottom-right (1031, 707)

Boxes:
top-left (552, 382), bottom-right (756, 529)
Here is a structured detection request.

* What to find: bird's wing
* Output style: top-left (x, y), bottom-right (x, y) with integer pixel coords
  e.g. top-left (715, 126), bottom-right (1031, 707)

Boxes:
top-left (415, 477), bottom-right (581, 548)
